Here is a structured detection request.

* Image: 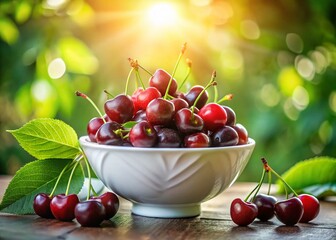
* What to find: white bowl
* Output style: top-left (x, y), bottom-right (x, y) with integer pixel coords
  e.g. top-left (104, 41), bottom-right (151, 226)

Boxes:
top-left (79, 136), bottom-right (255, 218)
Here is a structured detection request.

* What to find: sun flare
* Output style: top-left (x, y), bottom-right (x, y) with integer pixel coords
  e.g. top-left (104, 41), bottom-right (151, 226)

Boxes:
top-left (146, 2), bottom-right (179, 27)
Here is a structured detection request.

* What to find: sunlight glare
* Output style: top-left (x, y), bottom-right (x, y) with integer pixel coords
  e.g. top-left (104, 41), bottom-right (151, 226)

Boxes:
top-left (146, 3), bottom-right (179, 27)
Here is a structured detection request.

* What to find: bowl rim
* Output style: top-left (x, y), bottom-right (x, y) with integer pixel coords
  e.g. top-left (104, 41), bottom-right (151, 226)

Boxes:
top-left (79, 136), bottom-right (255, 152)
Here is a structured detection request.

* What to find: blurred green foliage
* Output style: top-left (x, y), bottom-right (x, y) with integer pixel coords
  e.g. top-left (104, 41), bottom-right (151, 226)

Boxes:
top-left (0, 0), bottom-right (335, 181)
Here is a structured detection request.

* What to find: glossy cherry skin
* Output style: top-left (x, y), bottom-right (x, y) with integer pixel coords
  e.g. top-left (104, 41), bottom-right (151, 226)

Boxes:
top-left (211, 126), bottom-right (239, 147)
top-left (184, 132), bottom-right (210, 148)
top-left (253, 194), bottom-right (277, 221)
top-left (146, 98), bottom-right (175, 126)
top-left (95, 121), bottom-right (123, 146)
top-left (198, 103), bottom-right (227, 132)
top-left (170, 98), bottom-right (189, 114)
top-left (104, 94), bottom-right (134, 124)
top-left (133, 110), bottom-right (147, 122)
top-left (136, 87), bottom-right (161, 110)
top-left (75, 200), bottom-right (106, 227)
top-left (149, 69), bottom-right (178, 96)
top-left (230, 198), bottom-right (258, 226)
top-left (233, 123), bottom-right (249, 145)
top-left (174, 108), bottom-right (204, 134)
top-left (50, 194), bottom-right (79, 221)
top-left (185, 85), bottom-right (208, 109)
top-left (274, 197), bottom-right (304, 226)
top-left (33, 193), bottom-right (54, 219)
top-left (156, 128), bottom-right (181, 148)
top-left (87, 117), bottom-right (105, 142)
top-left (131, 87), bottom-right (144, 114)
top-left (91, 192), bottom-right (119, 220)
top-left (298, 194), bottom-right (320, 223)
top-left (222, 106), bottom-right (236, 126)
top-left (129, 121), bottom-right (157, 147)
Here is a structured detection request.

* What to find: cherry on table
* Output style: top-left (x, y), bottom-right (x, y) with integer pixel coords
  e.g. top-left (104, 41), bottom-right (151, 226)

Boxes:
top-left (230, 198), bottom-right (258, 226)
top-left (33, 193), bottom-right (54, 219)
top-left (274, 197), bottom-right (304, 226)
top-left (252, 194), bottom-right (277, 221)
top-left (75, 200), bottom-right (106, 227)
top-left (50, 194), bottom-right (79, 221)
top-left (91, 192), bottom-right (120, 219)
top-left (298, 194), bottom-right (320, 223)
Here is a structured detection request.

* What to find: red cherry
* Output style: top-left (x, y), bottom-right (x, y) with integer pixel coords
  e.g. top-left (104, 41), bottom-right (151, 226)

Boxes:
top-left (91, 192), bottom-right (119, 220)
top-left (50, 194), bottom-right (79, 221)
top-left (211, 126), bottom-right (239, 147)
top-left (184, 132), bottom-right (210, 148)
top-left (174, 108), bottom-right (204, 134)
top-left (156, 128), bottom-right (181, 148)
top-left (170, 98), bottom-right (189, 113)
top-left (87, 117), bottom-right (104, 142)
top-left (146, 98), bottom-right (175, 126)
top-left (198, 103), bottom-right (227, 132)
top-left (95, 121), bottom-right (123, 146)
top-left (230, 198), bottom-right (258, 226)
top-left (252, 194), bottom-right (277, 221)
top-left (131, 87), bottom-right (144, 114)
top-left (274, 197), bottom-right (304, 226)
top-left (104, 94), bottom-right (134, 124)
top-left (185, 85), bottom-right (208, 109)
top-left (233, 123), bottom-right (249, 145)
top-left (149, 69), bottom-right (178, 96)
top-left (75, 200), bottom-right (106, 227)
top-left (129, 121), bottom-right (157, 147)
top-left (136, 87), bottom-right (161, 110)
top-left (33, 193), bottom-right (54, 219)
top-left (298, 194), bottom-right (320, 223)
top-left (222, 106), bottom-right (236, 126)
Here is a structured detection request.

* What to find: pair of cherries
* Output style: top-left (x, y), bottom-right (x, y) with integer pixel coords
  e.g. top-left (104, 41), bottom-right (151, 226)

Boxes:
top-left (33, 192), bottom-right (119, 227)
top-left (230, 158), bottom-right (320, 226)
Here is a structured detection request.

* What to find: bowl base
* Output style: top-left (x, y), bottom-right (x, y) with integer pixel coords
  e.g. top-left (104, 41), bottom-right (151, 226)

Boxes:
top-left (131, 203), bottom-right (201, 218)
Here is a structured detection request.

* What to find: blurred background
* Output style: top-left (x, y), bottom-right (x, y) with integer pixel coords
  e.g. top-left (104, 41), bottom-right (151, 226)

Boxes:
top-left (0, 0), bottom-right (335, 181)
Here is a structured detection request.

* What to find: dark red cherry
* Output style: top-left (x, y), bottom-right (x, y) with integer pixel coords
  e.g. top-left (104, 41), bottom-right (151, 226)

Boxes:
top-left (298, 194), bottom-right (320, 223)
top-left (50, 194), bottom-right (79, 221)
top-left (185, 85), bottom-right (208, 109)
top-left (211, 126), bottom-right (239, 147)
top-left (133, 110), bottom-right (147, 122)
top-left (156, 128), bottom-right (181, 148)
top-left (129, 121), bottom-right (157, 147)
top-left (252, 194), bottom-right (277, 221)
top-left (146, 98), bottom-right (175, 126)
top-left (104, 94), bottom-right (134, 124)
top-left (33, 193), bottom-right (54, 219)
top-left (87, 117), bottom-right (104, 142)
top-left (95, 121), bottom-right (123, 146)
top-left (198, 103), bottom-right (227, 132)
top-left (233, 123), bottom-right (249, 145)
top-left (274, 197), bottom-right (304, 226)
top-left (174, 108), bottom-right (204, 134)
top-left (91, 192), bottom-right (119, 220)
top-left (230, 198), bottom-right (258, 226)
top-left (131, 87), bottom-right (144, 114)
top-left (222, 106), bottom-right (236, 126)
top-left (184, 132), bottom-right (210, 148)
top-left (136, 87), bottom-right (161, 110)
top-left (75, 200), bottom-right (106, 227)
top-left (170, 98), bottom-right (189, 113)
top-left (149, 69), bottom-right (178, 96)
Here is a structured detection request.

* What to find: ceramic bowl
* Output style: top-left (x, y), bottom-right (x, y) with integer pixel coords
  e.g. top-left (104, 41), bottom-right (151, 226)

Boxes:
top-left (79, 136), bottom-right (255, 218)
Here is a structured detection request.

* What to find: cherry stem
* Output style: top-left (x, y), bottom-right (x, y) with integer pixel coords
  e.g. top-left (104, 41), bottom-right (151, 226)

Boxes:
top-left (178, 58), bottom-right (192, 91)
top-left (214, 85), bottom-right (219, 103)
top-left (135, 69), bottom-right (145, 89)
top-left (216, 94), bottom-right (233, 104)
top-left (267, 170), bottom-right (272, 195)
top-left (164, 42), bottom-right (187, 99)
top-left (124, 67), bottom-right (134, 95)
top-left (261, 157), bottom-right (298, 197)
top-left (244, 169), bottom-right (266, 202)
top-left (49, 160), bottom-right (74, 197)
top-left (104, 90), bottom-right (114, 99)
top-left (191, 70), bottom-right (216, 115)
top-left (76, 91), bottom-right (106, 123)
top-left (128, 58), bottom-right (146, 89)
top-left (65, 159), bottom-right (81, 196)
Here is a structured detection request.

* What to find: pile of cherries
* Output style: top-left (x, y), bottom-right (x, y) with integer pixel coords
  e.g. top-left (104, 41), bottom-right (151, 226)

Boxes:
top-left (33, 191), bottom-right (119, 227)
top-left (80, 43), bottom-right (249, 148)
top-left (230, 158), bottom-right (320, 226)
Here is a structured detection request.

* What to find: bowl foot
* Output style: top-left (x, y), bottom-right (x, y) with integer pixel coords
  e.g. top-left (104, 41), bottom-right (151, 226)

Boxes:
top-left (131, 203), bottom-right (201, 218)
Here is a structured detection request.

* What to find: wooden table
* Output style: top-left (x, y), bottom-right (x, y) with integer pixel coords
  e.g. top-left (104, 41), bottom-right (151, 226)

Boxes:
top-left (0, 176), bottom-right (335, 240)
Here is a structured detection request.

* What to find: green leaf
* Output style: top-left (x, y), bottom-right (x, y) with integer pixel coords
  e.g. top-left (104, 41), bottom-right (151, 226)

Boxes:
top-left (277, 157), bottom-right (336, 198)
top-left (122, 121), bottom-right (137, 129)
top-left (7, 118), bottom-right (80, 160)
top-left (0, 159), bottom-right (85, 214)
